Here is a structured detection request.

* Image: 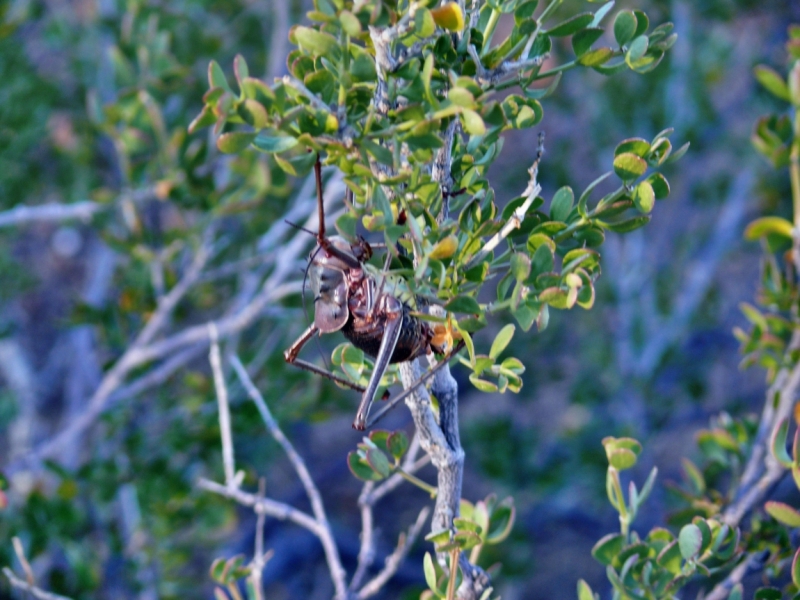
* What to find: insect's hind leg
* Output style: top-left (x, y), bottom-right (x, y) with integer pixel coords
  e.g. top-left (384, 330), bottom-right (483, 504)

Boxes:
top-left (352, 300), bottom-right (404, 431)
top-left (284, 323), bottom-right (367, 393)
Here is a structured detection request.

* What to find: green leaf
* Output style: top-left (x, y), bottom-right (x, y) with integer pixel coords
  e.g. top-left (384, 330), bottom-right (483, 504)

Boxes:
top-left (754, 65), bottom-right (791, 101)
top-left (613, 152), bottom-right (648, 180)
top-left (217, 132), bottom-right (256, 154)
top-left (348, 451), bottom-right (383, 481)
top-left (591, 533), bottom-right (625, 566)
top-left (252, 132), bottom-right (298, 153)
top-left (601, 215), bottom-right (650, 233)
top-left (645, 173), bottom-right (670, 199)
top-left (446, 295), bottom-right (481, 314)
top-left (607, 448), bottom-right (636, 470)
top-left (335, 212), bottom-right (358, 239)
top-left (632, 10), bottom-right (649, 37)
top-left (678, 524), bottom-right (702, 559)
top-left (339, 10), bottom-right (362, 36)
top-left (792, 547), bottom-right (800, 588)
top-left (369, 430), bottom-right (390, 448)
top-left (431, 2), bottom-right (465, 32)
top-left (208, 60), bottom-right (230, 91)
top-left (603, 436), bottom-right (642, 456)
top-left (625, 35), bottom-right (648, 64)
top-left (461, 109), bottom-right (487, 135)
top-left (656, 540), bottom-right (682, 574)
top-left (512, 301), bottom-right (539, 332)
top-left (550, 186), bottom-right (574, 222)
top-left (415, 7), bottom-right (436, 37)
top-left (613, 10), bottom-right (637, 46)
top-left (365, 447), bottom-right (392, 478)
top-left (524, 72), bottom-right (562, 100)
top-left (469, 373), bottom-right (498, 392)
top-left (589, 1), bottom-right (615, 27)
top-left (453, 529), bottom-right (482, 550)
top-left (188, 105), bottom-right (217, 134)
top-left (666, 141), bottom-right (690, 164)
top-left (510, 252), bottom-right (531, 281)
top-left (514, 0), bottom-right (539, 23)
top-left (577, 579), bottom-right (595, 600)
top-left (362, 139), bottom-right (394, 167)
top-left (294, 26), bottom-right (339, 55)
top-left (572, 27), bottom-right (604, 57)
top-left (209, 558), bottom-right (226, 583)
top-left (423, 552), bottom-right (438, 591)
top-left (615, 137), bottom-right (650, 157)
top-left (546, 13), bottom-right (594, 37)
top-left (486, 501), bottom-right (515, 543)
top-left (771, 418), bottom-right (793, 467)
top-left (387, 431), bottom-right (409, 460)
top-left (449, 87), bottom-right (476, 108)
top-left (765, 501), bottom-right (800, 527)
top-left (239, 99), bottom-right (268, 129)
top-left (743, 216), bottom-right (793, 241)
top-left (233, 54), bottom-right (249, 84)
top-left (632, 181), bottom-right (655, 214)
top-left (577, 47), bottom-right (613, 67)
top-left (490, 324), bottom-right (515, 359)
top-left (754, 588), bottom-right (782, 600)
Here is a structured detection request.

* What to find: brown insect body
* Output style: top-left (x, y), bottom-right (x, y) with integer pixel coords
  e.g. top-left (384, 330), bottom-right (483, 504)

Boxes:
top-left (285, 157), bottom-right (447, 430)
top-left (308, 236), bottom-right (435, 363)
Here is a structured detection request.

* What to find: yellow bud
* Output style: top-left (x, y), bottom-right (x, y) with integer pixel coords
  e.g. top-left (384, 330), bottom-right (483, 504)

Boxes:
top-left (429, 235), bottom-right (459, 259)
top-left (430, 2), bottom-right (465, 32)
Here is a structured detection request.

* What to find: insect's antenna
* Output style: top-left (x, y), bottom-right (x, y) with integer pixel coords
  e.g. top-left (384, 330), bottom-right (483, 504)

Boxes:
top-left (285, 220), bottom-right (317, 237)
top-left (314, 155), bottom-right (326, 242)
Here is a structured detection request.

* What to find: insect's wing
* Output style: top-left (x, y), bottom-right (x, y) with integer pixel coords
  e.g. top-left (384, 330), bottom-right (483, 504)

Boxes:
top-left (309, 262), bottom-right (349, 332)
top-left (314, 298), bottom-right (349, 332)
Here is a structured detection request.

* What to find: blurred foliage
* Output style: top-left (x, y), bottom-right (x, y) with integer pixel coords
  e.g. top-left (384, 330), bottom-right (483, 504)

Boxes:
top-left (0, 0), bottom-right (797, 598)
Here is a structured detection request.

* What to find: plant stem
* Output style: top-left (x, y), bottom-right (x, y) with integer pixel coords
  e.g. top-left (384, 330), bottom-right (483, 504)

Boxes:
top-left (481, 9), bottom-right (500, 56)
top-left (791, 110), bottom-right (800, 228)
top-left (396, 466), bottom-right (438, 496)
top-left (446, 548), bottom-right (460, 600)
top-left (538, 0), bottom-right (564, 24)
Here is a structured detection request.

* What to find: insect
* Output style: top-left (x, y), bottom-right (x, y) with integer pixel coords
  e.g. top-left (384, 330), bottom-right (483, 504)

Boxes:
top-left (284, 156), bottom-right (454, 430)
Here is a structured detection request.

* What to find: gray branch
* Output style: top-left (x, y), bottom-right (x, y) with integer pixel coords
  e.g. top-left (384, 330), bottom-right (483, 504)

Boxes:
top-left (0, 201), bottom-right (105, 228)
top-left (3, 568), bottom-right (74, 600)
top-left (231, 356), bottom-right (348, 599)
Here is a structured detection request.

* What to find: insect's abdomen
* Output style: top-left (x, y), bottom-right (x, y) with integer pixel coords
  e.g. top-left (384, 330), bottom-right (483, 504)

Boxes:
top-left (342, 305), bottom-right (429, 363)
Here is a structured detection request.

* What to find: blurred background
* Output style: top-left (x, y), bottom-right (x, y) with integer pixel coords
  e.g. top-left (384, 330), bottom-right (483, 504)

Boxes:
top-left (0, 0), bottom-right (798, 598)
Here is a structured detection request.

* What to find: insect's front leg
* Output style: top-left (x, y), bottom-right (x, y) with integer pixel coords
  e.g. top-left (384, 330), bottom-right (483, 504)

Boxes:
top-left (352, 296), bottom-right (404, 431)
top-left (284, 323), bottom-right (368, 393)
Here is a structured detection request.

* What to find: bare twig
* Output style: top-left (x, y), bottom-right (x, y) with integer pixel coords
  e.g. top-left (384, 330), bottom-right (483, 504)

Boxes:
top-left (351, 436), bottom-right (428, 592)
top-left (230, 355), bottom-right (348, 600)
top-left (468, 43), bottom-right (545, 87)
top-left (210, 323), bottom-right (236, 487)
top-left (20, 207), bottom-right (313, 470)
top-left (3, 568), bottom-right (73, 600)
top-left (721, 334), bottom-right (800, 528)
top-left (12, 537), bottom-right (35, 585)
top-left (633, 169), bottom-right (753, 377)
top-left (197, 477), bottom-right (321, 533)
top-left (465, 134), bottom-right (545, 269)
top-left (0, 201), bottom-right (104, 228)
top-left (249, 478), bottom-right (270, 600)
top-left (703, 551), bottom-right (770, 600)
top-left (356, 506), bottom-right (431, 599)
top-left (110, 343), bottom-right (207, 403)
